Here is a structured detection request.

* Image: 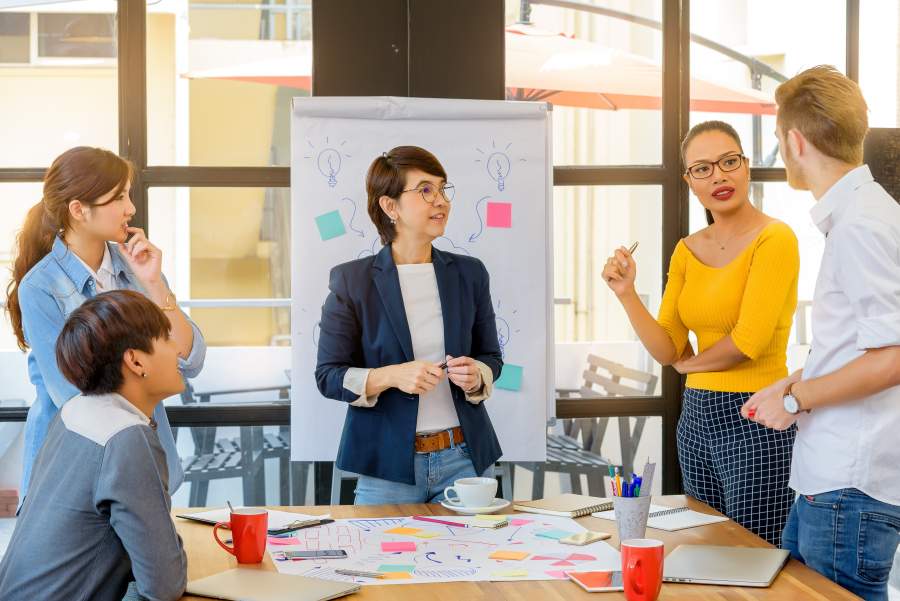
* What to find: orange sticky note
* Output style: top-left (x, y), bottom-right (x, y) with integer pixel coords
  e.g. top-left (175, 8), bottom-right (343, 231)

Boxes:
top-left (384, 527), bottom-right (421, 535)
top-left (380, 572), bottom-right (413, 580)
top-left (489, 550), bottom-right (530, 561)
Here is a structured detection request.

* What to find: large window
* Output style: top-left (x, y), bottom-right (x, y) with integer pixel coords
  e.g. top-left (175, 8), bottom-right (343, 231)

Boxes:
top-left (0, 1), bottom-right (881, 513)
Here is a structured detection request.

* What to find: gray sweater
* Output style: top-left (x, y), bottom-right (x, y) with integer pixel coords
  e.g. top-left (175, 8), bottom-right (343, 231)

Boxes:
top-left (0, 393), bottom-right (187, 601)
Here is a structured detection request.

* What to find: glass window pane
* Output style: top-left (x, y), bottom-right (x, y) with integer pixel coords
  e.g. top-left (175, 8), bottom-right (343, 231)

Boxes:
top-left (148, 187), bottom-right (290, 347)
top-left (147, 1), bottom-right (311, 166)
top-left (860, 2), bottom-right (900, 127)
top-left (0, 13), bottom-right (29, 63)
top-left (505, 0), bottom-right (663, 166)
top-left (690, 0), bottom-right (846, 168)
top-left (0, 4), bottom-right (118, 167)
top-left (37, 13), bottom-right (116, 58)
top-left (0, 183), bottom-right (43, 351)
top-left (553, 185), bottom-right (662, 394)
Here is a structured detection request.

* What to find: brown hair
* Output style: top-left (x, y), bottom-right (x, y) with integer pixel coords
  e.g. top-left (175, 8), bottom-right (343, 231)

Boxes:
top-left (56, 290), bottom-right (170, 395)
top-left (365, 146), bottom-right (448, 245)
top-left (775, 65), bottom-right (868, 165)
top-left (681, 120), bottom-right (745, 225)
top-left (5, 147), bottom-right (133, 351)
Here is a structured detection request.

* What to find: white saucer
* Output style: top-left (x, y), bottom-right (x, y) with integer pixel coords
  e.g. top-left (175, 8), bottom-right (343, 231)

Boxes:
top-left (439, 498), bottom-right (511, 515)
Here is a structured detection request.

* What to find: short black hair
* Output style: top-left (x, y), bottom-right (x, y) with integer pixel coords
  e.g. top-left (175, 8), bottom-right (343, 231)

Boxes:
top-left (56, 290), bottom-right (171, 395)
top-left (366, 146), bottom-right (448, 245)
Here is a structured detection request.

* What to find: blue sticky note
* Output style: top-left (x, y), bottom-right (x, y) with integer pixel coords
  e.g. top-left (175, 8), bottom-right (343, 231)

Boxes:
top-left (535, 529), bottom-right (574, 540)
top-left (315, 210), bottom-right (346, 241)
top-left (495, 364), bottom-right (523, 391)
top-left (377, 564), bottom-right (416, 573)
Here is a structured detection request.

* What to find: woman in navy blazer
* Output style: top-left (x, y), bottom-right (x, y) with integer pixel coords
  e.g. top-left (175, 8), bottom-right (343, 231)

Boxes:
top-left (315, 146), bottom-right (504, 505)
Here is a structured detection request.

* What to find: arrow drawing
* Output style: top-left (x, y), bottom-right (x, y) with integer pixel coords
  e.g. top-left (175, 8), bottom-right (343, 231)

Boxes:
top-left (468, 196), bottom-right (491, 242)
top-left (342, 197), bottom-right (365, 237)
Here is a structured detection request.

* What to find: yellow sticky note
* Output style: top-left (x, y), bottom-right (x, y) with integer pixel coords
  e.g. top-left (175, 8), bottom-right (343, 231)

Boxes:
top-left (384, 527), bottom-right (421, 535)
top-left (492, 569), bottom-right (528, 578)
top-left (489, 550), bottom-right (530, 561)
top-left (380, 572), bottom-right (413, 580)
top-left (475, 514), bottom-right (507, 521)
top-left (412, 531), bottom-right (441, 539)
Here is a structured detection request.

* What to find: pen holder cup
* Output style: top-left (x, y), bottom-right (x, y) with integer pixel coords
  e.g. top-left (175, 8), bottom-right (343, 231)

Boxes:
top-left (613, 495), bottom-right (652, 543)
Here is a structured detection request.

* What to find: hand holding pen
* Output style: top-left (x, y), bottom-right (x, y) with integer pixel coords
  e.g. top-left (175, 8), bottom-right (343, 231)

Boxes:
top-left (602, 241), bottom-right (639, 297)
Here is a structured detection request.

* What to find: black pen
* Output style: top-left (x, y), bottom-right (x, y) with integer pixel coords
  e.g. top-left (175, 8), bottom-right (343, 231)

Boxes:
top-left (268, 518), bottom-right (334, 536)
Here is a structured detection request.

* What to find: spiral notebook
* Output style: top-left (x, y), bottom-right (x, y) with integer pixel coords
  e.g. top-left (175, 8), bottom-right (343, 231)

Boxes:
top-left (591, 504), bottom-right (729, 531)
top-left (513, 494), bottom-right (614, 517)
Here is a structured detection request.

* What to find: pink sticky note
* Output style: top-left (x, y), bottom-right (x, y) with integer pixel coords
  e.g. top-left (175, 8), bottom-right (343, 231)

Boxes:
top-left (382, 541), bottom-right (417, 552)
top-left (486, 202), bottom-right (512, 228)
top-left (510, 518), bottom-right (533, 526)
top-left (267, 536), bottom-right (300, 546)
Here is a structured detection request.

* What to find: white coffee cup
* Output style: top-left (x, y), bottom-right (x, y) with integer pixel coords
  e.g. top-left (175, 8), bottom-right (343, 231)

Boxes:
top-left (443, 477), bottom-right (497, 508)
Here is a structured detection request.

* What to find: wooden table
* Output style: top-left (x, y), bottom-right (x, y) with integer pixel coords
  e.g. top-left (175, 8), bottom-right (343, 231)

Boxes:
top-left (175, 495), bottom-right (860, 600)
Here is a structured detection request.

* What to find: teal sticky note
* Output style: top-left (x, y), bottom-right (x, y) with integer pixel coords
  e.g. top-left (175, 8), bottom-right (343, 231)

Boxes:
top-left (377, 564), bottom-right (416, 573)
top-left (315, 210), bottom-right (346, 241)
top-left (495, 364), bottom-right (523, 391)
top-left (535, 529), bottom-right (574, 540)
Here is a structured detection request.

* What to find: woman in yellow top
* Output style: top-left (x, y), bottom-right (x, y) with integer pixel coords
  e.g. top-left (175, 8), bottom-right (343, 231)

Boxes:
top-left (603, 121), bottom-right (799, 547)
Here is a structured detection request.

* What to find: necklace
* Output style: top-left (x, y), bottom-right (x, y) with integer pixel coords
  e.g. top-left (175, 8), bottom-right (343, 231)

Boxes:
top-left (711, 223), bottom-right (762, 250)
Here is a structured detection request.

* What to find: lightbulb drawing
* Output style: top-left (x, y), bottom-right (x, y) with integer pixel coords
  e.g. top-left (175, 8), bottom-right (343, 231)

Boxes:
top-left (303, 137), bottom-right (351, 188)
top-left (475, 140), bottom-right (524, 192)
top-left (487, 152), bottom-right (511, 191)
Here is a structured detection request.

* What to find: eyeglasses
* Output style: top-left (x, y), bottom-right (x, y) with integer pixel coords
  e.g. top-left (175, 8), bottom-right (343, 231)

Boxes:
top-left (401, 182), bottom-right (455, 204)
top-left (684, 154), bottom-right (746, 179)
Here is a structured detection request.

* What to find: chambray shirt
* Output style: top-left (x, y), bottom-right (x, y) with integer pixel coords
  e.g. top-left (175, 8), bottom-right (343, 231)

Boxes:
top-left (17, 236), bottom-right (206, 499)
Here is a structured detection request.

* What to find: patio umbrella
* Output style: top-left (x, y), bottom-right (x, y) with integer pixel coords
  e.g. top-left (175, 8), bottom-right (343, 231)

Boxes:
top-left (506, 24), bottom-right (775, 114)
top-left (186, 25), bottom-right (775, 115)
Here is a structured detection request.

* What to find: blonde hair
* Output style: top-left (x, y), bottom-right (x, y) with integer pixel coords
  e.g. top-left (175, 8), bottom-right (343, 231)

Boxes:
top-left (775, 65), bottom-right (868, 164)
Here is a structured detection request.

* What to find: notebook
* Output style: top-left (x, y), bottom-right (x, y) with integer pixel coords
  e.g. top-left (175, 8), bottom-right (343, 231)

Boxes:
top-left (591, 504), bottom-right (729, 531)
top-left (186, 568), bottom-right (360, 601)
top-left (513, 494), bottom-right (614, 517)
top-left (176, 508), bottom-right (330, 534)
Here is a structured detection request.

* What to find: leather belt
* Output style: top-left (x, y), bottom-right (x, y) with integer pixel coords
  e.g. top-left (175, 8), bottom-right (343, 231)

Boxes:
top-left (414, 426), bottom-right (464, 454)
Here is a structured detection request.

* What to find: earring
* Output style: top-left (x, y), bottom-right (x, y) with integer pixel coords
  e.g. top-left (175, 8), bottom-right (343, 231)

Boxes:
top-left (141, 372), bottom-right (148, 378)
top-left (390, 217), bottom-right (397, 225)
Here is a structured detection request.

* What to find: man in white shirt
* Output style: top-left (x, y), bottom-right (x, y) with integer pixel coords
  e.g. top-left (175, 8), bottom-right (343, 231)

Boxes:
top-left (741, 65), bottom-right (900, 600)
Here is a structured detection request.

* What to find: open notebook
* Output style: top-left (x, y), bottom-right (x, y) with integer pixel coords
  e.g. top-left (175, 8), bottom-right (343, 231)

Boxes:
top-left (513, 494), bottom-right (614, 517)
top-left (592, 504), bottom-right (728, 531)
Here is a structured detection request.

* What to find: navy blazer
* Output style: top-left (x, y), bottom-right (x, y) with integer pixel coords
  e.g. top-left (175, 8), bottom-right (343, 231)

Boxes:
top-left (315, 245), bottom-right (504, 485)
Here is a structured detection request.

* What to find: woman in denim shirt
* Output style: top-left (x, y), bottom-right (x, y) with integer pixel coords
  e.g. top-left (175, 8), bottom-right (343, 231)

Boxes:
top-left (5, 147), bottom-right (206, 500)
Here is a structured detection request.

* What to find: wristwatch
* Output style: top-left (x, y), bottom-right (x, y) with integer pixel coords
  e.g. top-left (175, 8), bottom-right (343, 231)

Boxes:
top-left (783, 383), bottom-right (807, 414)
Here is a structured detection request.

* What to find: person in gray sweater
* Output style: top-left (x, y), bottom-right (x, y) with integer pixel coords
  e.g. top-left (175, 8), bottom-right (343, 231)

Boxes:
top-left (0, 290), bottom-right (188, 601)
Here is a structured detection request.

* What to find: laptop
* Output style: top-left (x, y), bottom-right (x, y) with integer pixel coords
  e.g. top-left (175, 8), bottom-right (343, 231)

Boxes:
top-left (663, 545), bottom-right (790, 587)
top-left (186, 568), bottom-right (360, 601)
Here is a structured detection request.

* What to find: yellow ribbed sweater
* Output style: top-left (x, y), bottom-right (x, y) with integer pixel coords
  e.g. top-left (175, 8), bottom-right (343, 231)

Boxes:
top-left (657, 221), bottom-right (800, 393)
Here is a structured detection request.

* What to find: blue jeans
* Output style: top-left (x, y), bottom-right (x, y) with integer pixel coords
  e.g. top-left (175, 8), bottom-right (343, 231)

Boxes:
top-left (783, 488), bottom-right (900, 601)
top-left (354, 442), bottom-right (494, 505)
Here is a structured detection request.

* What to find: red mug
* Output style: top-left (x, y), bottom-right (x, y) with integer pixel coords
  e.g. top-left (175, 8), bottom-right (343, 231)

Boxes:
top-left (213, 508), bottom-right (268, 563)
top-left (621, 538), bottom-right (664, 601)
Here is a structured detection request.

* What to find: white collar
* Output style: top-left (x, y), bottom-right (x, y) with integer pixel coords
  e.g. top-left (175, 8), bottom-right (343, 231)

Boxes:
top-left (73, 243), bottom-right (116, 288)
top-left (809, 164), bottom-right (873, 235)
top-left (61, 392), bottom-right (153, 446)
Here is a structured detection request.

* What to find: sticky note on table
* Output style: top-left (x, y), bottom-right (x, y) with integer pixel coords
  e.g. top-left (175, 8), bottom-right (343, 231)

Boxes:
top-left (475, 514), bottom-right (508, 521)
top-left (412, 531), bottom-right (441, 539)
top-left (384, 527), bottom-right (420, 535)
top-left (315, 210), bottom-right (346, 241)
top-left (381, 541), bottom-right (416, 552)
top-left (495, 364), bottom-right (523, 391)
top-left (535, 529), bottom-right (574, 540)
top-left (489, 550), bottom-right (530, 561)
top-left (378, 564), bottom-right (416, 573)
top-left (267, 536), bottom-right (300, 546)
top-left (510, 518), bottom-right (533, 526)
top-left (381, 572), bottom-right (413, 580)
top-left (486, 202), bottom-right (512, 228)
top-left (492, 569), bottom-right (528, 578)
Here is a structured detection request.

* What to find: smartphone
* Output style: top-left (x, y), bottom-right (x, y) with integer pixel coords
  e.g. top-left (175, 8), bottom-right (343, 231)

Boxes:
top-left (567, 571), bottom-right (624, 592)
top-left (281, 549), bottom-right (348, 560)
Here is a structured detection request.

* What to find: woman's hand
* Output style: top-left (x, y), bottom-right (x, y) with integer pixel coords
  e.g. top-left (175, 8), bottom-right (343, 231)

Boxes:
top-left (119, 227), bottom-right (164, 290)
top-left (602, 246), bottom-right (637, 297)
top-left (389, 361), bottom-right (444, 395)
top-left (672, 344), bottom-right (695, 374)
top-left (445, 355), bottom-right (483, 393)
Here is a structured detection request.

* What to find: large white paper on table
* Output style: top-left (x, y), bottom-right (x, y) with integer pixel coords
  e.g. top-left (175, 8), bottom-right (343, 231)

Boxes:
top-left (290, 96), bottom-right (554, 463)
top-left (268, 514), bottom-right (619, 585)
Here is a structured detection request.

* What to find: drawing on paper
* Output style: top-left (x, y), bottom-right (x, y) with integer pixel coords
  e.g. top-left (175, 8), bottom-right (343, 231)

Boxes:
top-left (474, 140), bottom-right (526, 192)
top-left (341, 197), bottom-right (365, 237)
top-left (433, 236), bottom-right (471, 256)
top-left (303, 137), bottom-right (351, 188)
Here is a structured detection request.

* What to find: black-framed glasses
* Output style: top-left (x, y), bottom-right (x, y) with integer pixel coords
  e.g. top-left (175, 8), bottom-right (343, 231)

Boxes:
top-left (401, 182), bottom-right (455, 204)
top-left (684, 154), bottom-right (747, 179)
